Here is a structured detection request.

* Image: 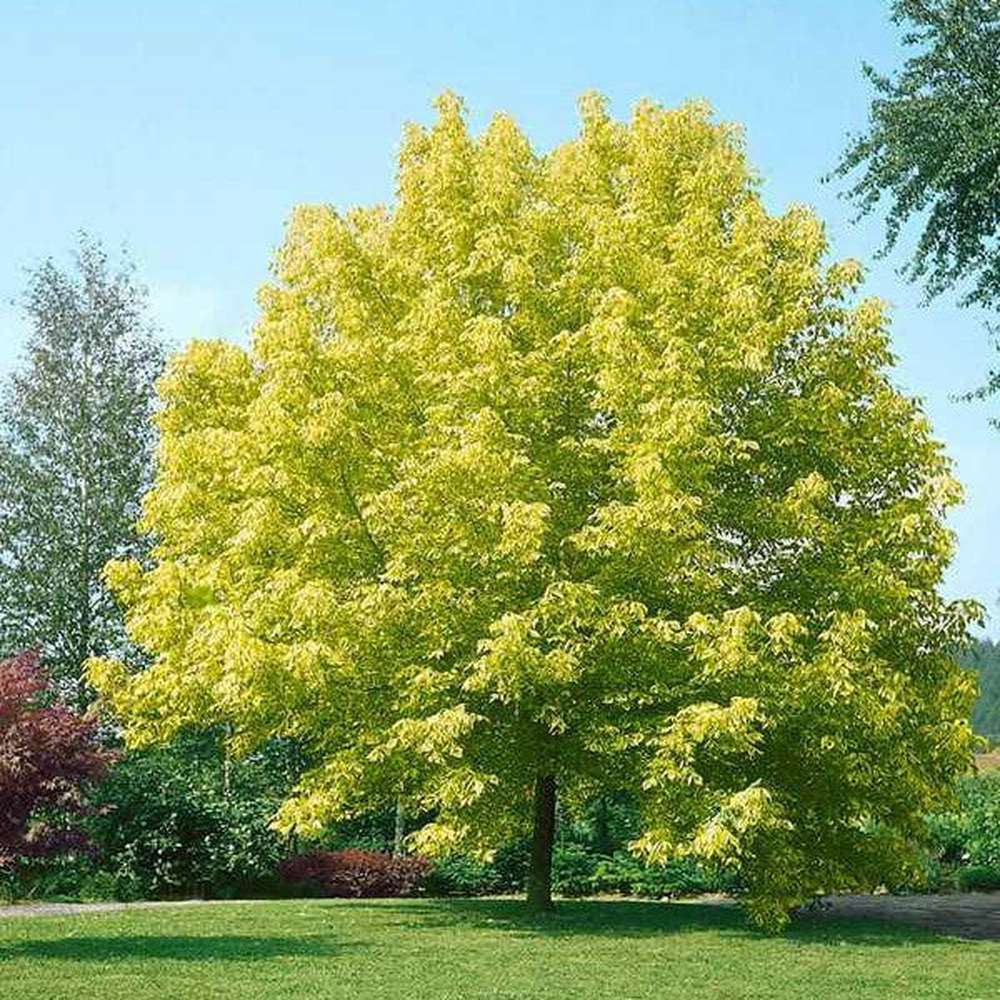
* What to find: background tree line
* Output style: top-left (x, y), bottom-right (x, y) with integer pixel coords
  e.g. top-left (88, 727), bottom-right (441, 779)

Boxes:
top-left (962, 639), bottom-right (1000, 740)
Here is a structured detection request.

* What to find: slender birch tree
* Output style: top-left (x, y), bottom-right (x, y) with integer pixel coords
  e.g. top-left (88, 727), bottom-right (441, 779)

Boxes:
top-left (0, 236), bottom-right (164, 705)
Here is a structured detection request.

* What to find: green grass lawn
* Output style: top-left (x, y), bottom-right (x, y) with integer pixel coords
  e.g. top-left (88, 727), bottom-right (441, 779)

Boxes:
top-left (1, 898), bottom-right (998, 1000)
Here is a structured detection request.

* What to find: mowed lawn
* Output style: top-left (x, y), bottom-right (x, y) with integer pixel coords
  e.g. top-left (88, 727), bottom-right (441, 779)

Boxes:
top-left (1, 898), bottom-right (999, 1000)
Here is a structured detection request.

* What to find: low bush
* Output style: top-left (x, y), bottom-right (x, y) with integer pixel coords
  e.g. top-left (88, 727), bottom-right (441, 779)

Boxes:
top-left (552, 844), bottom-right (601, 896)
top-left (85, 733), bottom-right (301, 898)
top-left (7, 856), bottom-right (117, 902)
top-left (8, 730), bottom-right (305, 901)
top-left (956, 864), bottom-right (1000, 892)
top-left (424, 855), bottom-right (511, 896)
top-left (0, 651), bottom-right (111, 870)
top-left (426, 842), bottom-right (727, 899)
top-left (589, 852), bottom-right (730, 898)
top-left (418, 840), bottom-right (531, 896)
top-left (280, 850), bottom-right (434, 898)
top-left (956, 770), bottom-right (1000, 869)
top-left (922, 770), bottom-right (1000, 892)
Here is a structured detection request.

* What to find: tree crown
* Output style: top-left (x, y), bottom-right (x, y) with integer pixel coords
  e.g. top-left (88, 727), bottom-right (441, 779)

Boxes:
top-left (834, 0), bottom-right (1000, 309)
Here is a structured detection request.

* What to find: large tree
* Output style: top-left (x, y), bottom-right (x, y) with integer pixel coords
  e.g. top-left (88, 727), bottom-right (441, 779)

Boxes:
top-left (0, 236), bottom-right (164, 705)
top-left (92, 95), bottom-right (978, 927)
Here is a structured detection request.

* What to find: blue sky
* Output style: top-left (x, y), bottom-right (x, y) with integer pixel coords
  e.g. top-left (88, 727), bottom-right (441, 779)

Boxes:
top-left (1, 1), bottom-right (996, 632)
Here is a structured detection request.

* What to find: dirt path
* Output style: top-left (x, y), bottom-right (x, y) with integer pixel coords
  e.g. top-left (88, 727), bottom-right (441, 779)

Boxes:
top-left (0, 899), bottom-right (251, 919)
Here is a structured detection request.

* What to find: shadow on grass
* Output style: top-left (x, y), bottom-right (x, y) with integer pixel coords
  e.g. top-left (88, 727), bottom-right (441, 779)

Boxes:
top-left (1, 933), bottom-right (350, 964)
top-left (340, 897), bottom-right (954, 948)
top-left (2, 899), bottom-right (966, 964)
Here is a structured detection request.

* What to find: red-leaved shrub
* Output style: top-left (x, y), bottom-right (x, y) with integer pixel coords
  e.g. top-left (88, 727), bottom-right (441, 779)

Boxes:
top-left (280, 849), bottom-right (434, 898)
top-left (0, 651), bottom-right (113, 869)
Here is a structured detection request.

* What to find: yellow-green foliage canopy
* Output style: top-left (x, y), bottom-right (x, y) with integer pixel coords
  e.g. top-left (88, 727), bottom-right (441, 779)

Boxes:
top-left (91, 93), bottom-right (979, 927)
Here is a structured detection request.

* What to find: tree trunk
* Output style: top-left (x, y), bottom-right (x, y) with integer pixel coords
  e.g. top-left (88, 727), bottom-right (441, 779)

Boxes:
top-left (222, 725), bottom-right (232, 798)
top-left (526, 772), bottom-right (557, 912)
top-left (393, 798), bottom-right (406, 856)
top-left (591, 795), bottom-right (608, 855)
top-left (77, 320), bottom-right (93, 714)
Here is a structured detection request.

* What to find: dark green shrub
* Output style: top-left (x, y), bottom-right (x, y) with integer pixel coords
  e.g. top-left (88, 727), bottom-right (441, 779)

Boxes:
top-left (569, 794), bottom-right (643, 855)
top-left (957, 864), bottom-right (1000, 892)
top-left (958, 771), bottom-right (1000, 868)
top-left (552, 844), bottom-right (601, 897)
top-left (925, 809), bottom-right (970, 865)
top-left (490, 839), bottom-right (531, 891)
top-left (0, 730), bottom-right (310, 901)
top-left (590, 852), bottom-right (730, 898)
top-left (315, 808), bottom-right (397, 854)
top-left (424, 855), bottom-right (504, 896)
top-left (85, 732), bottom-right (302, 898)
top-left (922, 770), bottom-right (1000, 892)
top-left (424, 841), bottom-right (529, 896)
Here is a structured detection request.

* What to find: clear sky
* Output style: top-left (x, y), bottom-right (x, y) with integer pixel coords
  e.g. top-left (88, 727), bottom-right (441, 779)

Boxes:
top-left (1, 1), bottom-right (996, 632)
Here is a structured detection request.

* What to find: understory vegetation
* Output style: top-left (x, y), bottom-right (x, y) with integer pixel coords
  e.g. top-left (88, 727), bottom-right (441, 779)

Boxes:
top-left (2, 730), bottom-right (736, 903)
top-left (5, 717), bottom-right (1000, 904)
